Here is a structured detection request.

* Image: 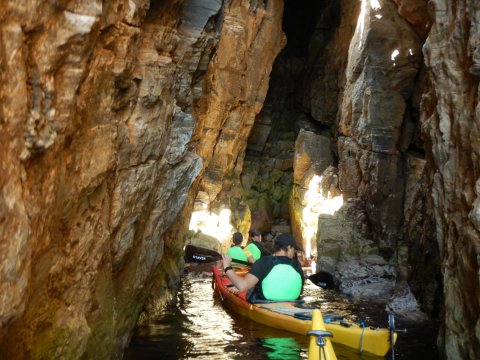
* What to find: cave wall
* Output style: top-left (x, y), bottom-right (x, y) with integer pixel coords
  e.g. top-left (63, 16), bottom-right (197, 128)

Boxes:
top-left (337, 0), bottom-right (423, 254)
top-left (304, 0), bottom-right (479, 357)
top-left (422, 0), bottom-right (480, 358)
top-left (0, 0), bottom-right (283, 358)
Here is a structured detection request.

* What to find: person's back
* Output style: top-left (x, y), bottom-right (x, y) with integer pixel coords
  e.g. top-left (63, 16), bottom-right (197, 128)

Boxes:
top-left (249, 255), bottom-right (303, 301)
top-left (247, 234), bottom-right (303, 302)
top-left (226, 232), bottom-right (248, 265)
top-left (245, 242), bottom-right (261, 261)
top-left (245, 229), bottom-right (269, 262)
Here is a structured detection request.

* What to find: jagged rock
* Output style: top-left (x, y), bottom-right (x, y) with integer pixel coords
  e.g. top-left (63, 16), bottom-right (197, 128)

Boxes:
top-left (338, 0), bottom-right (422, 255)
top-left (293, 129), bottom-right (332, 185)
top-left (337, 258), bottom-right (396, 302)
top-left (247, 122), bottom-right (272, 153)
top-left (386, 281), bottom-right (428, 321)
top-left (392, 0), bottom-right (431, 40)
top-left (422, 1), bottom-right (480, 357)
top-left (290, 130), bottom-right (338, 253)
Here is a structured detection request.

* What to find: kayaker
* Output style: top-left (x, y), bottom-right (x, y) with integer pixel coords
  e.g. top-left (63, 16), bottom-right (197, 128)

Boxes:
top-left (245, 229), bottom-right (270, 263)
top-left (226, 232), bottom-right (249, 265)
top-left (222, 233), bottom-right (304, 302)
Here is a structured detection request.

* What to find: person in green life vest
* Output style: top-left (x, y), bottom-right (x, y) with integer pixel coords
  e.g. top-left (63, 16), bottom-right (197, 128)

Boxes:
top-left (222, 233), bottom-right (304, 302)
top-left (226, 232), bottom-right (248, 265)
top-left (245, 229), bottom-right (270, 263)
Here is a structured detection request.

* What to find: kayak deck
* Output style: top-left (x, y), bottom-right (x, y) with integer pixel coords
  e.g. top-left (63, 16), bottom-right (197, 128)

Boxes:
top-left (212, 266), bottom-right (396, 357)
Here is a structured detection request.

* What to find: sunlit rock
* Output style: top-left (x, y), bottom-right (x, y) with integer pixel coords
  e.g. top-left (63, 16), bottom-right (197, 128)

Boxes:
top-left (392, 0), bottom-right (431, 40)
top-left (290, 130), bottom-right (343, 256)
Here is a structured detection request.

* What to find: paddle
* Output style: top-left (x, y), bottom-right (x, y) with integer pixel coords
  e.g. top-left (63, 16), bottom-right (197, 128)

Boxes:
top-left (255, 241), bottom-right (271, 256)
top-left (308, 271), bottom-right (335, 289)
top-left (389, 313), bottom-right (396, 360)
top-left (184, 244), bottom-right (251, 266)
top-left (185, 244), bottom-right (334, 287)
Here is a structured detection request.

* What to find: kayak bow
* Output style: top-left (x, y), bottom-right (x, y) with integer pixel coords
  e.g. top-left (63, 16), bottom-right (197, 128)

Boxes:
top-left (308, 309), bottom-right (337, 360)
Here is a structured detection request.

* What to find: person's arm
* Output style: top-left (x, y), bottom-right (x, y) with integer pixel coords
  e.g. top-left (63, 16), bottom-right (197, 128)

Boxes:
top-left (243, 247), bottom-right (255, 263)
top-left (222, 254), bottom-right (259, 291)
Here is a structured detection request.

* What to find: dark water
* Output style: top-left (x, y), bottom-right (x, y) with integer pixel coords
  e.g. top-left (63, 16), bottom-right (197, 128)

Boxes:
top-left (125, 273), bottom-right (439, 360)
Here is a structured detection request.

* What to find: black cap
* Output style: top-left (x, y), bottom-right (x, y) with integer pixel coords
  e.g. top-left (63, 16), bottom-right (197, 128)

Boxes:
top-left (275, 233), bottom-right (300, 250)
top-left (250, 229), bottom-right (261, 237)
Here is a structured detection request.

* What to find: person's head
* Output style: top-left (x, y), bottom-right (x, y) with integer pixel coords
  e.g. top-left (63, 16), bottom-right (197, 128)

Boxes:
top-left (249, 229), bottom-right (262, 242)
top-left (274, 233), bottom-right (300, 258)
top-left (232, 232), bottom-right (243, 246)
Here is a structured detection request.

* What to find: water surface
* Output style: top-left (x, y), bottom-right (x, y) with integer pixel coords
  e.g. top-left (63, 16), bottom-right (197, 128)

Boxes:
top-left (126, 273), bottom-right (439, 359)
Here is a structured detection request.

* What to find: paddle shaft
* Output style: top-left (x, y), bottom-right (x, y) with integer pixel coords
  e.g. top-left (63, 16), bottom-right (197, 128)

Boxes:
top-left (184, 244), bottom-right (251, 266)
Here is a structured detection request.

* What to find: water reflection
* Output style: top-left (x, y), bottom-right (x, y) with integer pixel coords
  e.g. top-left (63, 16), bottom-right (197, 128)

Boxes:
top-left (260, 337), bottom-right (303, 359)
top-left (126, 273), bottom-right (439, 360)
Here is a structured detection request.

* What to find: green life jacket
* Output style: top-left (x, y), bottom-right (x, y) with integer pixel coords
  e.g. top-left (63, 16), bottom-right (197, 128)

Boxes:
top-left (261, 264), bottom-right (302, 300)
top-left (246, 242), bottom-right (262, 261)
top-left (226, 246), bottom-right (248, 264)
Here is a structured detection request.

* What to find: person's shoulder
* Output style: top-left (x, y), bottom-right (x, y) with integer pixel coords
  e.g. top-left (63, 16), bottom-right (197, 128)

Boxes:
top-left (259, 255), bottom-right (277, 267)
top-left (251, 255), bottom-right (271, 266)
top-left (259, 254), bottom-right (271, 261)
top-left (289, 257), bottom-right (302, 266)
top-left (291, 257), bottom-right (301, 264)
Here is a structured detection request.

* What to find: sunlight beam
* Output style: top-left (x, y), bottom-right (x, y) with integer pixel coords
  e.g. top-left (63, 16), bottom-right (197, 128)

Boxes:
top-left (301, 175), bottom-right (343, 258)
top-left (189, 208), bottom-right (233, 242)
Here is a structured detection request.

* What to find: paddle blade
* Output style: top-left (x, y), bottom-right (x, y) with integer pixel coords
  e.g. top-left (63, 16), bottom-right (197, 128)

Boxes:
top-left (184, 244), bottom-right (222, 263)
top-left (308, 271), bottom-right (335, 289)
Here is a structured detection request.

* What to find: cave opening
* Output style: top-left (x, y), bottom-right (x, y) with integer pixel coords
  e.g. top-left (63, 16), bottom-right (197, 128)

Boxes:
top-left (243, 0), bottom-right (340, 237)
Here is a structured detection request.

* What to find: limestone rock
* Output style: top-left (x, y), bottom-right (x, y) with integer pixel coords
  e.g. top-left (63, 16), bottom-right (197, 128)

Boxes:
top-left (336, 258), bottom-right (396, 302)
top-left (338, 0), bottom-right (422, 253)
top-left (422, 0), bottom-right (480, 358)
top-left (392, 0), bottom-right (431, 40)
top-left (293, 129), bottom-right (332, 185)
top-left (316, 201), bottom-right (379, 272)
top-left (0, 0), bottom-right (283, 358)
top-left (289, 130), bottom-right (342, 254)
top-left (386, 281), bottom-right (428, 321)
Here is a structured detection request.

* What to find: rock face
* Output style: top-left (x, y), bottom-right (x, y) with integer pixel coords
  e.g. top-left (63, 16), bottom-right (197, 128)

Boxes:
top-left (289, 130), bottom-right (339, 255)
top-left (422, 1), bottom-right (480, 358)
top-left (309, 0), bottom-right (478, 357)
top-left (338, 0), bottom-right (422, 252)
top-left (0, 0), bottom-right (283, 358)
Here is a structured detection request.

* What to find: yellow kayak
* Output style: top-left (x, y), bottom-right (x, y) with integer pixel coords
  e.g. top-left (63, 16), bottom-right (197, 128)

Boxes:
top-left (308, 309), bottom-right (337, 360)
top-left (212, 266), bottom-right (396, 357)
